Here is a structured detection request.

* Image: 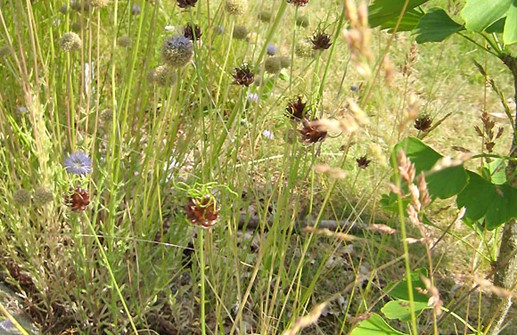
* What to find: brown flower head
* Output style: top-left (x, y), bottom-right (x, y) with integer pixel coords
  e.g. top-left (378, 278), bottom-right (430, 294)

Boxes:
top-left (287, 0), bottom-right (309, 7)
top-left (285, 96), bottom-right (308, 120)
top-left (299, 118), bottom-right (327, 143)
top-left (356, 155), bottom-right (371, 169)
top-left (184, 197), bottom-right (220, 228)
top-left (311, 31), bottom-right (332, 50)
top-left (177, 0), bottom-right (198, 8)
top-left (184, 23), bottom-right (202, 41)
top-left (414, 115), bottom-right (432, 132)
top-left (65, 187), bottom-right (90, 211)
top-left (233, 64), bottom-right (254, 86)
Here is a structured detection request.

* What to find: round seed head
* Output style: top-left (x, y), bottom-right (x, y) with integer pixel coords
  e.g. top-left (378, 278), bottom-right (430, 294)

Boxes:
top-left (232, 25), bottom-right (248, 40)
top-left (71, 22), bottom-right (82, 32)
top-left (70, 0), bottom-right (90, 11)
top-left (296, 15), bottom-right (309, 28)
top-left (264, 57), bottom-right (282, 74)
top-left (295, 39), bottom-right (314, 58)
top-left (59, 4), bottom-right (68, 14)
top-left (279, 56), bottom-right (291, 68)
top-left (148, 65), bottom-right (178, 86)
top-left (161, 35), bottom-right (193, 68)
top-left (33, 187), bottom-right (54, 206)
top-left (13, 189), bottom-right (31, 206)
top-left (258, 11), bottom-right (273, 22)
top-left (59, 32), bottom-right (82, 52)
top-left (117, 36), bottom-right (131, 48)
top-left (224, 0), bottom-right (247, 15)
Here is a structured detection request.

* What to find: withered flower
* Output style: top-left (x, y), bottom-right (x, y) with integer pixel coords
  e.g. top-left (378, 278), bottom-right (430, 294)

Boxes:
top-left (233, 64), bottom-right (254, 86)
top-left (299, 118), bottom-right (327, 143)
top-left (285, 96), bottom-right (308, 120)
top-left (311, 32), bottom-right (332, 50)
top-left (414, 115), bottom-right (432, 132)
top-left (177, 0), bottom-right (198, 8)
top-left (184, 197), bottom-right (220, 228)
top-left (184, 23), bottom-right (202, 41)
top-left (65, 187), bottom-right (90, 211)
top-left (287, 0), bottom-right (309, 7)
top-left (356, 155), bottom-right (371, 169)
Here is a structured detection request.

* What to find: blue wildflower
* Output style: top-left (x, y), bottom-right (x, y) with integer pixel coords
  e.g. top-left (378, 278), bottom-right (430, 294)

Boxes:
top-left (64, 151), bottom-right (92, 175)
top-left (266, 43), bottom-right (277, 56)
top-left (131, 5), bottom-right (141, 15)
top-left (247, 93), bottom-right (259, 103)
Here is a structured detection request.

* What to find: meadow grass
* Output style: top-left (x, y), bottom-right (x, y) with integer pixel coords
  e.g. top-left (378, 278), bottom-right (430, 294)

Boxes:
top-left (0, 0), bottom-right (515, 334)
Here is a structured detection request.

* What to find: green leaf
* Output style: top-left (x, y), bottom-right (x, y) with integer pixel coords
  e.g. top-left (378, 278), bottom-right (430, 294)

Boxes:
top-left (486, 17), bottom-right (506, 33)
top-left (380, 9), bottom-right (425, 32)
top-left (381, 300), bottom-right (430, 321)
top-left (350, 313), bottom-right (408, 335)
top-left (504, 1), bottom-right (517, 44)
top-left (461, 0), bottom-right (513, 32)
top-left (385, 268), bottom-right (429, 302)
top-left (457, 171), bottom-right (517, 230)
top-left (393, 137), bottom-right (469, 199)
top-left (414, 8), bottom-right (463, 43)
top-left (369, 0), bottom-right (429, 28)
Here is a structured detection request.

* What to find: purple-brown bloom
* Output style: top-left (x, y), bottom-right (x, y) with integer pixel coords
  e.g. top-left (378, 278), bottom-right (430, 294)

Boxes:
top-left (311, 32), bottom-right (332, 50)
top-left (285, 96), bottom-right (308, 120)
top-left (287, 0), bottom-right (309, 7)
top-left (299, 118), bottom-right (327, 143)
top-left (356, 155), bottom-right (371, 169)
top-left (233, 64), bottom-right (254, 86)
top-left (184, 197), bottom-right (220, 228)
top-left (177, 0), bottom-right (198, 8)
top-left (65, 187), bottom-right (90, 211)
top-left (414, 115), bottom-right (432, 132)
top-left (184, 23), bottom-right (202, 41)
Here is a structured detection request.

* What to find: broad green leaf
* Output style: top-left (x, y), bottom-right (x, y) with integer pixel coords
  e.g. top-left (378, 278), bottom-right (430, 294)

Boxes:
top-left (414, 8), bottom-right (464, 43)
top-left (380, 9), bottom-right (424, 32)
top-left (369, 0), bottom-right (429, 28)
top-left (461, 0), bottom-right (512, 32)
top-left (457, 171), bottom-right (517, 230)
top-left (393, 137), bottom-right (469, 199)
top-left (504, 1), bottom-right (517, 44)
top-left (381, 300), bottom-right (430, 321)
top-left (483, 159), bottom-right (507, 184)
top-left (350, 313), bottom-right (407, 335)
top-left (385, 268), bottom-right (429, 302)
top-left (486, 17), bottom-right (506, 33)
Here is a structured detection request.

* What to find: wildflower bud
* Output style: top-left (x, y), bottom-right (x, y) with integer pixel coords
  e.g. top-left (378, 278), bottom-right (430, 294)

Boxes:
top-left (33, 187), bottom-right (54, 206)
top-left (59, 32), bottom-right (82, 52)
top-left (184, 197), bottom-right (219, 228)
top-left (224, 0), bottom-right (247, 15)
top-left (0, 45), bottom-right (12, 58)
top-left (161, 35), bottom-right (193, 68)
top-left (264, 57), bottom-right (282, 74)
top-left (70, 0), bottom-right (90, 11)
top-left (117, 36), bottom-right (131, 48)
top-left (13, 189), bottom-right (31, 206)
top-left (279, 56), bottom-right (291, 68)
top-left (295, 39), bottom-right (314, 58)
top-left (148, 65), bottom-right (178, 86)
top-left (258, 11), bottom-right (272, 22)
top-left (266, 43), bottom-right (277, 56)
top-left (71, 22), bottom-right (82, 32)
top-left (232, 25), bottom-right (248, 40)
top-left (89, 0), bottom-right (109, 7)
top-left (59, 4), bottom-right (68, 14)
top-left (131, 5), bottom-right (141, 15)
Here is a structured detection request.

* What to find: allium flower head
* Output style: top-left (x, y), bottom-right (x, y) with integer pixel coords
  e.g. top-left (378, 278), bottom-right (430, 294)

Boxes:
top-left (59, 32), bottom-right (82, 52)
top-left (224, 0), bottom-right (247, 15)
top-left (184, 197), bottom-right (219, 228)
top-left (266, 43), bottom-right (277, 56)
top-left (356, 155), bottom-right (371, 169)
top-left (177, 0), bottom-right (198, 8)
top-left (286, 96), bottom-right (308, 120)
top-left (233, 64), bottom-right (254, 86)
top-left (299, 118), bottom-right (327, 143)
top-left (13, 189), bottom-right (31, 206)
top-left (183, 23), bottom-right (202, 41)
top-left (161, 35), bottom-right (193, 68)
top-left (64, 151), bottom-right (92, 175)
top-left (288, 0), bottom-right (309, 7)
top-left (65, 187), bottom-right (90, 211)
top-left (33, 187), bottom-right (54, 206)
top-left (414, 115), bottom-right (432, 132)
top-left (311, 31), bottom-right (332, 50)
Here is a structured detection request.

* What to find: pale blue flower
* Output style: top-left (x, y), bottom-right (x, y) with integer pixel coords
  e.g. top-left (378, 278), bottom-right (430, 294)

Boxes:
top-left (64, 151), bottom-right (92, 175)
top-left (266, 43), bottom-right (277, 56)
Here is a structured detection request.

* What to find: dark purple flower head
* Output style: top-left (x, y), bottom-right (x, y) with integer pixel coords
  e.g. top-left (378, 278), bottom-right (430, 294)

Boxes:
top-left (64, 151), bottom-right (92, 175)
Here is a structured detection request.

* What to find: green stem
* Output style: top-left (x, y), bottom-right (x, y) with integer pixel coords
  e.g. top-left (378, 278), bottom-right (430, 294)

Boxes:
top-left (198, 229), bottom-right (207, 335)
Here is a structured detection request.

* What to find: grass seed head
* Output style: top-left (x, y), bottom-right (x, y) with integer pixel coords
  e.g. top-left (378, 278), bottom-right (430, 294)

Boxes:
top-left (161, 35), bottom-right (193, 68)
top-left (13, 189), bottom-right (31, 206)
top-left (59, 32), bottom-right (82, 52)
top-left (224, 0), bottom-right (247, 15)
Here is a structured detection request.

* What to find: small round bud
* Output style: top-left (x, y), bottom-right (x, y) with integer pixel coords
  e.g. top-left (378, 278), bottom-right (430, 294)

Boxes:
top-left (0, 45), bottom-right (12, 58)
top-left (266, 43), bottom-right (277, 56)
top-left (71, 22), bottom-right (82, 32)
top-left (59, 4), bottom-right (68, 14)
top-left (13, 189), bottom-right (31, 206)
top-left (232, 25), bottom-right (248, 40)
top-left (296, 15), bottom-right (309, 28)
top-left (264, 57), bottom-right (281, 74)
top-left (60, 32), bottom-right (82, 52)
top-left (70, 0), bottom-right (90, 11)
top-left (161, 35), bottom-right (193, 68)
top-left (148, 65), bottom-right (178, 86)
top-left (258, 11), bottom-right (272, 22)
top-left (33, 187), bottom-right (54, 206)
top-left (131, 5), bottom-right (141, 15)
top-left (295, 39), bottom-right (314, 58)
top-left (278, 56), bottom-right (291, 68)
top-left (224, 0), bottom-right (247, 15)
top-left (117, 36), bottom-right (131, 48)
